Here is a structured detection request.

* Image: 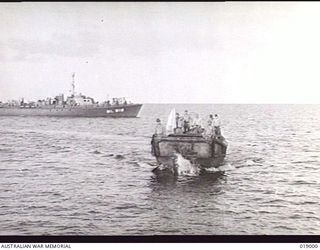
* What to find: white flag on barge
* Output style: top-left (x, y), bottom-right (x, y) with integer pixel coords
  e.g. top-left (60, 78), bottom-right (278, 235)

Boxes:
top-left (166, 108), bottom-right (176, 134)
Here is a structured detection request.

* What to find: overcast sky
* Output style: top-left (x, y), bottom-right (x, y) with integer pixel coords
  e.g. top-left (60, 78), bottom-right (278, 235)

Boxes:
top-left (1, 2), bottom-right (320, 103)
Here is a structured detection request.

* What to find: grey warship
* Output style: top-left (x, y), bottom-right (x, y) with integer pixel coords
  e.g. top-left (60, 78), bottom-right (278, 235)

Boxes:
top-left (0, 73), bottom-right (142, 118)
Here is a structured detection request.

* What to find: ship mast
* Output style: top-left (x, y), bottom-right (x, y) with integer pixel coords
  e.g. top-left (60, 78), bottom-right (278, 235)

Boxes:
top-left (71, 72), bottom-right (75, 97)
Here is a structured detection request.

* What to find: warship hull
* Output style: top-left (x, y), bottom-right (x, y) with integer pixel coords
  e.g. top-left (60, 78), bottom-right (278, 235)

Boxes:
top-left (0, 104), bottom-right (142, 118)
top-left (151, 134), bottom-right (227, 169)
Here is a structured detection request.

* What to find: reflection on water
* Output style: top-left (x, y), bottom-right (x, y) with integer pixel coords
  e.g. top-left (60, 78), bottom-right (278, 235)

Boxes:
top-left (150, 171), bottom-right (226, 200)
top-left (148, 172), bottom-right (227, 234)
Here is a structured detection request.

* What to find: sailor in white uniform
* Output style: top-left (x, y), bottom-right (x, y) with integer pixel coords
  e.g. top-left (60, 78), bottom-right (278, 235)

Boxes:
top-left (154, 118), bottom-right (166, 136)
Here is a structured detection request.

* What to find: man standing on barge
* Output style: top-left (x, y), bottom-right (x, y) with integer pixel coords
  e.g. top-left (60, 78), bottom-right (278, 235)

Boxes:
top-left (154, 118), bottom-right (166, 136)
top-left (183, 110), bottom-right (191, 133)
top-left (213, 114), bottom-right (221, 136)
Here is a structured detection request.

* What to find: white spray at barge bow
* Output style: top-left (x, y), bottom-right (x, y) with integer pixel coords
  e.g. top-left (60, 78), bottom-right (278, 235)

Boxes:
top-left (174, 153), bottom-right (200, 176)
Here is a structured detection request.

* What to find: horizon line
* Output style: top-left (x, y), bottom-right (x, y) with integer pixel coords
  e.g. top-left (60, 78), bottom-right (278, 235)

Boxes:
top-left (142, 103), bottom-right (320, 105)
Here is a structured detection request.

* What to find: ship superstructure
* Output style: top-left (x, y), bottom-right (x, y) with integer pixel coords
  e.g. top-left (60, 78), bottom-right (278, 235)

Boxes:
top-left (0, 73), bottom-right (142, 117)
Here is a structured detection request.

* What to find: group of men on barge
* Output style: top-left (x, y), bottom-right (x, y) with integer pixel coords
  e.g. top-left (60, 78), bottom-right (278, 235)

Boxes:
top-left (154, 110), bottom-right (222, 137)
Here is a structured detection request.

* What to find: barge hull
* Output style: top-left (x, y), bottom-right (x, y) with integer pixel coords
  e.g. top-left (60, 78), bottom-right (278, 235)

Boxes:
top-left (151, 134), bottom-right (227, 168)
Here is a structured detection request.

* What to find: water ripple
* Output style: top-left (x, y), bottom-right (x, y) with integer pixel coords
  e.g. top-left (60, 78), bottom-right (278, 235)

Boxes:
top-left (0, 104), bottom-right (320, 235)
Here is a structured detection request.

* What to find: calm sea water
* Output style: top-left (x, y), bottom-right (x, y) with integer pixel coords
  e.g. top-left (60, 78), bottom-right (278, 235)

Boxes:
top-left (0, 104), bottom-right (319, 235)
